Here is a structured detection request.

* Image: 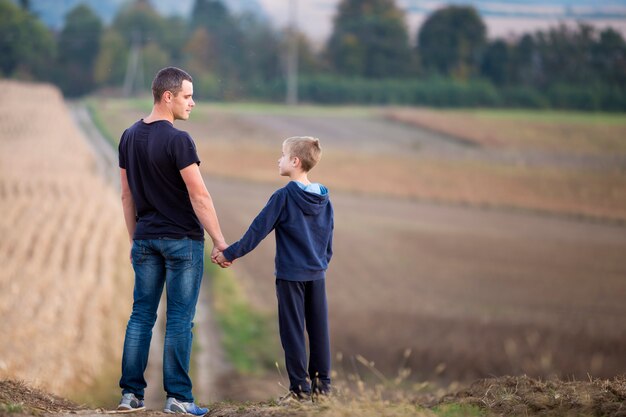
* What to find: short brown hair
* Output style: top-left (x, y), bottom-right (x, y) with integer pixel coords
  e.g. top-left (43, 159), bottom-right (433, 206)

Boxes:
top-left (283, 136), bottom-right (322, 172)
top-left (151, 67), bottom-right (193, 103)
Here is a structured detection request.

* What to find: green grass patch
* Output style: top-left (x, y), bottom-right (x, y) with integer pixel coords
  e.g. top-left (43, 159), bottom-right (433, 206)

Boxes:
top-left (84, 100), bottom-right (117, 146)
top-left (88, 96), bottom-right (377, 118)
top-left (0, 403), bottom-right (24, 414)
top-left (195, 102), bottom-right (376, 118)
top-left (68, 365), bottom-right (122, 409)
top-left (432, 403), bottom-right (487, 417)
top-left (450, 108), bottom-right (626, 125)
top-left (206, 259), bottom-right (280, 375)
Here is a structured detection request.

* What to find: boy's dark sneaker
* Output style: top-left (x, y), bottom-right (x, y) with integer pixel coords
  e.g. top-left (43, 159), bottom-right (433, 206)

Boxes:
top-left (116, 393), bottom-right (145, 413)
top-left (277, 390), bottom-right (312, 405)
top-left (311, 378), bottom-right (332, 402)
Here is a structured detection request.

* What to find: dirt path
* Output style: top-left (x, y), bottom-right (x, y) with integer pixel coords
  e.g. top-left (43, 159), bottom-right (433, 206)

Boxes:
top-left (68, 103), bottom-right (119, 188)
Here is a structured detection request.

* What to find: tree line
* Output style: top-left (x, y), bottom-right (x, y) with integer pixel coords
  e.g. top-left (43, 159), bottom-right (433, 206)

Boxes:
top-left (1, 0), bottom-right (625, 110)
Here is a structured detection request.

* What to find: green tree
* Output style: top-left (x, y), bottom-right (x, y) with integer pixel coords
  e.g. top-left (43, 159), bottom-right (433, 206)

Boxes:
top-left (237, 13), bottom-right (282, 82)
top-left (326, 0), bottom-right (412, 78)
top-left (417, 5), bottom-right (486, 79)
top-left (161, 16), bottom-right (187, 62)
top-left (113, 0), bottom-right (167, 47)
top-left (592, 28), bottom-right (626, 88)
top-left (112, 0), bottom-right (173, 92)
top-left (481, 40), bottom-right (510, 86)
top-left (0, 0), bottom-right (55, 79)
top-left (94, 29), bottom-right (128, 87)
top-left (57, 3), bottom-right (102, 96)
top-left (189, 0), bottom-right (245, 81)
top-left (533, 23), bottom-right (598, 88)
top-left (510, 34), bottom-right (538, 86)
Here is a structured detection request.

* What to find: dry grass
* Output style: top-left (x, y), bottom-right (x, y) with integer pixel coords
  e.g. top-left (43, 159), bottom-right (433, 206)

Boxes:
top-left (440, 375), bottom-right (626, 416)
top-left (0, 81), bottom-right (132, 398)
top-left (4, 372), bottom-right (624, 417)
top-left (383, 107), bottom-right (626, 154)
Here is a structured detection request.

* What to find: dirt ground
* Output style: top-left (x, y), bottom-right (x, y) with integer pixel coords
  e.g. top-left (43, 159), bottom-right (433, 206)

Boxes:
top-left (3, 375), bottom-right (625, 417)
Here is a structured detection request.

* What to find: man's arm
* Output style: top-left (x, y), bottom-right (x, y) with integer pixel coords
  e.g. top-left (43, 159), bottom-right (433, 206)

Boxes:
top-left (120, 168), bottom-right (136, 243)
top-left (120, 169), bottom-right (136, 262)
top-left (180, 163), bottom-right (228, 259)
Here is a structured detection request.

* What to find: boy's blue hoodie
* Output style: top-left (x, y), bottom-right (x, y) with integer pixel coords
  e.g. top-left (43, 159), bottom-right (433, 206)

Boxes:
top-left (222, 181), bottom-right (333, 281)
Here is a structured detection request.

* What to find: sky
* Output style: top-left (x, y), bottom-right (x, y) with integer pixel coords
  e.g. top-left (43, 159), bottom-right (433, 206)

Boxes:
top-left (22, 0), bottom-right (626, 45)
top-left (255, 0), bottom-right (626, 46)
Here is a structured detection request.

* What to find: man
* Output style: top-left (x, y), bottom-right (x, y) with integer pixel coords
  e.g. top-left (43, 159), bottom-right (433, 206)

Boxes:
top-left (117, 67), bottom-right (226, 416)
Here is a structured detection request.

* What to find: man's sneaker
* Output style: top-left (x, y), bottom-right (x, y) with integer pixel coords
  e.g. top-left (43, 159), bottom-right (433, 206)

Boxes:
top-left (163, 397), bottom-right (208, 416)
top-left (117, 393), bottom-right (145, 413)
top-left (277, 390), bottom-right (311, 405)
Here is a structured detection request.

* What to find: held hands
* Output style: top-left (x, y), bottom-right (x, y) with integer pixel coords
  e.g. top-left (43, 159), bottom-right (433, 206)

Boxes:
top-left (211, 243), bottom-right (232, 268)
top-left (212, 250), bottom-right (230, 268)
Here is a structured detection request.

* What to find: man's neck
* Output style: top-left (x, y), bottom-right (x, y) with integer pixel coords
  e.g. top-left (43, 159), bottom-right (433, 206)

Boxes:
top-left (143, 105), bottom-right (173, 124)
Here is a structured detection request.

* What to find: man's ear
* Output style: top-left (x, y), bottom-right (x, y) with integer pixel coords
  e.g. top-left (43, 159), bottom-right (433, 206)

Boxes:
top-left (163, 91), bottom-right (172, 103)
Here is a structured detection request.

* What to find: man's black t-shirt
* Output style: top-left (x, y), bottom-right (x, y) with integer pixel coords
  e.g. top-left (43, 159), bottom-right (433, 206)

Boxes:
top-left (119, 119), bottom-right (204, 240)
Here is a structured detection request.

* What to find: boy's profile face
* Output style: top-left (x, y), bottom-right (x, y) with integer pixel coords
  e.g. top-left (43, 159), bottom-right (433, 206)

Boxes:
top-left (278, 143), bottom-right (296, 177)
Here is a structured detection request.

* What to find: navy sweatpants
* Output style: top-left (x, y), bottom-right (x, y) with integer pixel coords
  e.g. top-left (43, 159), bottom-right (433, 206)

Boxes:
top-left (275, 278), bottom-right (331, 394)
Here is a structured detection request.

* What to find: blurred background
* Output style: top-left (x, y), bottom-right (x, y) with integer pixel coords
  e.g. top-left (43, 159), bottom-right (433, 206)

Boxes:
top-left (1, 0), bottom-right (626, 409)
top-left (3, 0), bottom-right (626, 106)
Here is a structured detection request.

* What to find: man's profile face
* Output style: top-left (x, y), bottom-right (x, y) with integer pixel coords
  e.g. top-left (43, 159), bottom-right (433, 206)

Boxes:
top-left (171, 80), bottom-right (195, 121)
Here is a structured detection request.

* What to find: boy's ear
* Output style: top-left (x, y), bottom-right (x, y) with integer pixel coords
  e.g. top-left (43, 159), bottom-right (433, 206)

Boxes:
top-left (292, 156), bottom-right (300, 167)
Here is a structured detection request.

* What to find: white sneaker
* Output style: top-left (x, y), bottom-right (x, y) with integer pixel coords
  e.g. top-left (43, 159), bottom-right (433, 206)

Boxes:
top-left (116, 393), bottom-right (145, 413)
top-left (163, 397), bottom-right (208, 416)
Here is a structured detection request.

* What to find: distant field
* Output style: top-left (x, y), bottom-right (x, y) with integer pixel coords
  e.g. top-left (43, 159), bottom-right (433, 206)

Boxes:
top-left (384, 107), bottom-right (626, 153)
top-left (90, 98), bottom-right (626, 222)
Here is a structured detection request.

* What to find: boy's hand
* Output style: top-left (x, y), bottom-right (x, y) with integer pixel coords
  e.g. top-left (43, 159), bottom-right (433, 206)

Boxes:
top-left (212, 249), bottom-right (232, 268)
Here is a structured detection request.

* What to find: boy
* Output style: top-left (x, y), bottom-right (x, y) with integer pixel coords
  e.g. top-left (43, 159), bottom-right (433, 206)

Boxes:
top-left (214, 136), bottom-right (333, 401)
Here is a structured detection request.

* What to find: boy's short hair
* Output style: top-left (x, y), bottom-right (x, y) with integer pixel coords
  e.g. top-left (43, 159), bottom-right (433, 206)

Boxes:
top-left (152, 67), bottom-right (193, 103)
top-left (284, 136), bottom-right (322, 172)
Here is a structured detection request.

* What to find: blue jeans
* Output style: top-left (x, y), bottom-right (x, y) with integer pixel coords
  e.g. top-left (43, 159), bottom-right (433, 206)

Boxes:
top-left (119, 238), bottom-right (204, 403)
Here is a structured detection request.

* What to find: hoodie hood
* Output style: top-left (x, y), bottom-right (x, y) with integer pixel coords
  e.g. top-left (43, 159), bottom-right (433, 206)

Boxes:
top-left (286, 181), bottom-right (329, 215)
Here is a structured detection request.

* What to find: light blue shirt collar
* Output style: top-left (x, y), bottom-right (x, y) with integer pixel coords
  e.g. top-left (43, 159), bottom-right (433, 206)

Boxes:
top-left (294, 181), bottom-right (323, 195)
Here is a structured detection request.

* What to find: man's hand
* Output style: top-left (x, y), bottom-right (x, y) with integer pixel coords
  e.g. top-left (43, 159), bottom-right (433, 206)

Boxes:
top-left (211, 246), bottom-right (233, 268)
